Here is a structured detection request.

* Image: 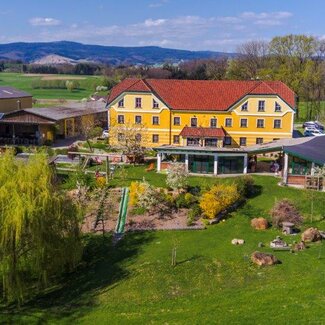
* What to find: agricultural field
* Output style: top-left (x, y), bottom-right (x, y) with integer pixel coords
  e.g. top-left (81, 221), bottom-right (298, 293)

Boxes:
top-left (0, 72), bottom-right (106, 100)
top-left (2, 170), bottom-right (325, 324)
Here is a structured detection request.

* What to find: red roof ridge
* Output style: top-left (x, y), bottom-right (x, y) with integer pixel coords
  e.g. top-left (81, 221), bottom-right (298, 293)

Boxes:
top-left (247, 80), bottom-right (276, 95)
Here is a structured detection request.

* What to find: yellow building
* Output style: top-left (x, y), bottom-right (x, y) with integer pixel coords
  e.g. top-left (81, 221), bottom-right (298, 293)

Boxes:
top-left (107, 78), bottom-right (296, 148)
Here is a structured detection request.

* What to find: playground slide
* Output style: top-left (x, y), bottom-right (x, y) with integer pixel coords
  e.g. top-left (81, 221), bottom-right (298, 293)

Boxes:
top-left (115, 187), bottom-right (129, 234)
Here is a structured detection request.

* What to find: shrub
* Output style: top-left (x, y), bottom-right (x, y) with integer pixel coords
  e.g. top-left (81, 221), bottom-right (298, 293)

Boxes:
top-left (199, 183), bottom-right (240, 219)
top-left (184, 192), bottom-right (196, 206)
top-left (234, 175), bottom-right (256, 198)
top-left (187, 204), bottom-right (202, 225)
top-left (129, 181), bottom-right (147, 206)
top-left (270, 199), bottom-right (303, 228)
top-left (96, 176), bottom-right (106, 188)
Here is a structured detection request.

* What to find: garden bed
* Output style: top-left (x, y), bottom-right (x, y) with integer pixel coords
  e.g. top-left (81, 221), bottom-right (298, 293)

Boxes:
top-left (81, 188), bottom-right (122, 233)
top-left (125, 208), bottom-right (204, 231)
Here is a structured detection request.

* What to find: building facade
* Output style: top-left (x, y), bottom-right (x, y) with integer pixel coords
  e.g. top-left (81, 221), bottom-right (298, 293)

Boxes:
top-left (107, 78), bottom-right (296, 149)
top-left (0, 86), bottom-right (33, 113)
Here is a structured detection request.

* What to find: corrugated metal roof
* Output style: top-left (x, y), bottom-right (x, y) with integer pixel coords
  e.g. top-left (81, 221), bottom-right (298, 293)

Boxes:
top-left (24, 102), bottom-right (107, 121)
top-left (0, 86), bottom-right (32, 99)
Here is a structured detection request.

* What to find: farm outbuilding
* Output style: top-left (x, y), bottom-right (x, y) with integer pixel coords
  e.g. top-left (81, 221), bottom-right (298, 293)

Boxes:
top-left (0, 102), bottom-right (107, 145)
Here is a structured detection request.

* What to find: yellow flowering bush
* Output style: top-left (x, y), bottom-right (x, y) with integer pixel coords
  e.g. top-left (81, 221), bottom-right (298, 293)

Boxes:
top-left (199, 183), bottom-right (240, 219)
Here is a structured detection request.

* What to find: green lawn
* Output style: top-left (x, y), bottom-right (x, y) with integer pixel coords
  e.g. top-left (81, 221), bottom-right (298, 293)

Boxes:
top-left (0, 72), bottom-right (104, 100)
top-left (2, 170), bottom-right (325, 324)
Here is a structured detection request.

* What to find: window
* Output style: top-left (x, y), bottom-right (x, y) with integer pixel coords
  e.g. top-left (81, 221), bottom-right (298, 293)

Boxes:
top-left (173, 116), bottom-right (180, 125)
top-left (258, 100), bottom-right (265, 112)
top-left (117, 133), bottom-right (125, 142)
top-left (187, 138), bottom-right (200, 146)
top-left (274, 119), bottom-right (281, 129)
top-left (224, 136), bottom-right (231, 145)
top-left (257, 119), bottom-right (264, 128)
top-left (240, 118), bottom-right (248, 128)
top-left (135, 133), bottom-right (141, 142)
top-left (256, 137), bottom-right (263, 144)
top-left (173, 135), bottom-right (180, 144)
top-left (190, 117), bottom-right (198, 127)
top-left (135, 115), bottom-right (142, 124)
top-left (225, 118), bottom-right (232, 127)
top-left (205, 138), bottom-right (218, 147)
top-left (135, 97), bottom-right (142, 108)
top-left (210, 118), bottom-right (217, 128)
top-left (118, 98), bottom-right (124, 107)
top-left (117, 115), bottom-right (124, 124)
top-left (153, 99), bottom-right (159, 108)
top-left (240, 137), bottom-right (247, 146)
top-left (275, 102), bottom-right (282, 112)
top-left (152, 116), bottom-right (159, 125)
top-left (152, 134), bottom-right (159, 143)
top-left (241, 102), bottom-right (248, 111)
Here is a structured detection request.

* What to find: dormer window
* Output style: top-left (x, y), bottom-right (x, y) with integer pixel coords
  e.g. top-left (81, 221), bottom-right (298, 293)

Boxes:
top-left (258, 100), bottom-right (265, 112)
top-left (153, 99), bottom-right (159, 108)
top-left (275, 102), bottom-right (282, 112)
top-left (135, 97), bottom-right (142, 108)
top-left (118, 98), bottom-right (124, 107)
top-left (241, 102), bottom-right (248, 111)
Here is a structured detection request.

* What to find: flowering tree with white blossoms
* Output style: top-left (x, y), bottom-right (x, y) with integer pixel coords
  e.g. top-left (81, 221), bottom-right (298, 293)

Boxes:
top-left (166, 162), bottom-right (189, 191)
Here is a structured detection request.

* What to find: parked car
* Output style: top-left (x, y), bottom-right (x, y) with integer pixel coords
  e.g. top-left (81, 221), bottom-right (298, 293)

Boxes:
top-left (102, 129), bottom-right (109, 138)
top-left (304, 129), bottom-right (324, 137)
top-left (303, 121), bottom-right (324, 131)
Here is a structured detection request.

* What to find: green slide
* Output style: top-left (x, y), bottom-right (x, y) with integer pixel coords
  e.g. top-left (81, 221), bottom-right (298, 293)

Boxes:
top-left (115, 187), bottom-right (129, 234)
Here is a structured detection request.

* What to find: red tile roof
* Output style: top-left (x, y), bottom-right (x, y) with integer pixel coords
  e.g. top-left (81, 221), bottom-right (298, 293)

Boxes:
top-left (107, 78), bottom-right (296, 111)
top-left (180, 126), bottom-right (225, 138)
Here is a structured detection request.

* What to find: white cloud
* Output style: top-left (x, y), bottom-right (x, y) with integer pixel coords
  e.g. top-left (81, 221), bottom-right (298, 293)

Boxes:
top-left (144, 18), bottom-right (166, 27)
top-left (29, 17), bottom-right (61, 27)
top-left (149, 0), bottom-right (169, 8)
top-left (19, 11), bottom-right (294, 52)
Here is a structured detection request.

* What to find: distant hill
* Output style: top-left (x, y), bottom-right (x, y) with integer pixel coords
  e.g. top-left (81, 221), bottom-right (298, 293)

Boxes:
top-left (0, 41), bottom-right (235, 66)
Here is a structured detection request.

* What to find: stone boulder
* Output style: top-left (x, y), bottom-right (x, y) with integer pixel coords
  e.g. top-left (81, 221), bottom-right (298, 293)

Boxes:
top-left (301, 228), bottom-right (322, 242)
top-left (251, 218), bottom-right (269, 230)
top-left (231, 238), bottom-right (245, 245)
top-left (251, 251), bottom-right (280, 266)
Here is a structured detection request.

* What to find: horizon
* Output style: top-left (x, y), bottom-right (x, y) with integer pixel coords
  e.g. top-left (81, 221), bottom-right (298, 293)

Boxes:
top-left (0, 0), bottom-right (324, 52)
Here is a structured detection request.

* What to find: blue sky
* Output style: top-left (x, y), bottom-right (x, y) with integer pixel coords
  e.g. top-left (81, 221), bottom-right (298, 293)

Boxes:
top-left (0, 0), bottom-right (324, 51)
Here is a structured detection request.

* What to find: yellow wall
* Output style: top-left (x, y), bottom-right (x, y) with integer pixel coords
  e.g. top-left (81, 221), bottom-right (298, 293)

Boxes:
top-left (109, 92), bottom-right (294, 147)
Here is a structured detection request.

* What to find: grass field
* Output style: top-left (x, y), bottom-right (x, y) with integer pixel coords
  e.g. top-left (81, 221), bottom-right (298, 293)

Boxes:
top-left (1, 172), bottom-right (325, 324)
top-left (0, 72), bottom-right (104, 100)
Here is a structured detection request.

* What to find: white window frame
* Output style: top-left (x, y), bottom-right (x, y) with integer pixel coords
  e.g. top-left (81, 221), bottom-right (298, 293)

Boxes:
top-left (240, 118), bottom-right (248, 128)
top-left (135, 115), bottom-right (142, 124)
top-left (152, 116), bottom-right (159, 125)
top-left (173, 135), bottom-right (180, 144)
top-left (117, 114), bottom-right (124, 124)
top-left (274, 119), bottom-right (282, 129)
top-left (135, 97), bottom-right (142, 108)
top-left (256, 137), bottom-right (263, 144)
top-left (118, 98), bottom-right (124, 108)
top-left (225, 118), bottom-right (232, 127)
top-left (153, 99), bottom-right (159, 108)
top-left (241, 102), bottom-right (248, 111)
top-left (210, 118), bottom-right (217, 128)
top-left (275, 102), bottom-right (282, 112)
top-left (256, 119), bottom-right (265, 128)
top-left (190, 117), bottom-right (198, 127)
top-left (258, 100), bottom-right (265, 112)
top-left (239, 137), bottom-right (247, 146)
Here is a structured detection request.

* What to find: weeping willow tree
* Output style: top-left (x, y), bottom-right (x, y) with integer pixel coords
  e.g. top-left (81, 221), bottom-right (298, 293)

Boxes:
top-left (0, 150), bottom-right (83, 304)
